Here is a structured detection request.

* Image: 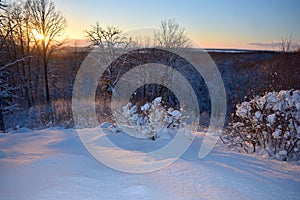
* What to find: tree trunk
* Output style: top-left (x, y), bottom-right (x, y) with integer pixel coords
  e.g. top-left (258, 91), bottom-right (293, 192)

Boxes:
top-left (43, 42), bottom-right (50, 104)
top-left (0, 98), bottom-right (5, 132)
top-left (0, 109), bottom-right (4, 132)
top-left (44, 59), bottom-right (50, 104)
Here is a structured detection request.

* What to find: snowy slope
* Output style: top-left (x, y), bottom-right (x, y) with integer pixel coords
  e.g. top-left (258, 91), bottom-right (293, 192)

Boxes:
top-left (0, 127), bottom-right (299, 200)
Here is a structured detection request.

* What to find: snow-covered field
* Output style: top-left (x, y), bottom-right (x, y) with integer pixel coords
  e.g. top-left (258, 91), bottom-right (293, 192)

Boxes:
top-left (1, 127), bottom-right (299, 200)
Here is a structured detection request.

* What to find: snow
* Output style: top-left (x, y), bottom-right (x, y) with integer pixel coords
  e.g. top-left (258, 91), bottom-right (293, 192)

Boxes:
top-left (254, 111), bottom-right (261, 119)
top-left (117, 97), bottom-right (182, 139)
top-left (1, 127), bottom-right (300, 199)
top-left (169, 110), bottom-right (181, 117)
top-left (153, 97), bottom-right (162, 105)
top-left (225, 90), bottom-right (300, 161)
top-left (141, 103), bottom-right (150, 111)
top-left (272, 129), bottom-right (281, 138)
top-left (267, 113), bottom-right (276, 125)
top-left (99, 122), bottom-right (111, 128)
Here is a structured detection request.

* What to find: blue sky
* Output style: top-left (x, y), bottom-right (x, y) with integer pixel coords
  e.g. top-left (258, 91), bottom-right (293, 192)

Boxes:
top-left (53, 0), bottom-right (300, 49)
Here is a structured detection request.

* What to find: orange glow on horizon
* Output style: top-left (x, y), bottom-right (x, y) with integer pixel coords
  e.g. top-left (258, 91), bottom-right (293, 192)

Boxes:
top-left (63, 26), bottom-right (270, 50)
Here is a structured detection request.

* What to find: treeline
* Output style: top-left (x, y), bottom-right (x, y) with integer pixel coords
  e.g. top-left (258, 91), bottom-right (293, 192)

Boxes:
top-left (1, 0), bottom-right (299, 131)
top-left (211, 51), bottom-right (300, 114)
top-left (1, 0), bottom-right (194, 131)
top-left (0, 0), bottom-right (70, 130)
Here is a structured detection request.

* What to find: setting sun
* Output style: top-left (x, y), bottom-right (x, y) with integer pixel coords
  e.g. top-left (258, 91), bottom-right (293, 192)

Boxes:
top-left (0, 0), bottom-right (299, 199)
top-left (31, 29), bottom-right (45, 41)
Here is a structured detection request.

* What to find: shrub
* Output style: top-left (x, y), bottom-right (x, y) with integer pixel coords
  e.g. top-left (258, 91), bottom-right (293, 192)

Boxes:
top-left (221, 90), bottom-right (300, 161)
top-left (116, 97), bottom-right (182, 139)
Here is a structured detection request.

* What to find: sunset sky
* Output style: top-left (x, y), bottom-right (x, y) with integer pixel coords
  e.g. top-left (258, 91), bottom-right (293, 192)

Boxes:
top-left (53, 0), bottom-right (300, 50)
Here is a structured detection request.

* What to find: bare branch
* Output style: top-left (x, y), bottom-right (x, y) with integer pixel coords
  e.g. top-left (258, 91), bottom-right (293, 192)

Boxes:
top-left (154, 19), bottom-right (190, 49)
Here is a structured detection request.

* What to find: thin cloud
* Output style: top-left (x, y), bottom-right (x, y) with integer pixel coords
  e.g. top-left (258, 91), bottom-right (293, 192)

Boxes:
top-left (248, 41), bottom-right (300, 50)
top-left (248, 41), bottom-right (281, 49)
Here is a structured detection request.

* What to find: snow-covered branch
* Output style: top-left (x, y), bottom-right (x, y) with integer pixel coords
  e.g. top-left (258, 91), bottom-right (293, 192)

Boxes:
top-left (222, 90), bottom-right (300, 161)
top-left (116, 97), bottom-right (183, 139)
top-left (0, 56), bottom-right (32, 71)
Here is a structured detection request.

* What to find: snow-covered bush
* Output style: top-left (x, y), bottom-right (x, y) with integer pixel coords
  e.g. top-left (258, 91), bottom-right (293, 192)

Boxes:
top-left (222, 90), bottom-right (300, 161)
top-left (116, 97), bottom-right (182, 139)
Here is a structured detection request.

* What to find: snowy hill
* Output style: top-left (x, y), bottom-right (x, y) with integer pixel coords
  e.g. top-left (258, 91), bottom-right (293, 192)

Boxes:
top-left (1, 127), bottom-right (300, 200)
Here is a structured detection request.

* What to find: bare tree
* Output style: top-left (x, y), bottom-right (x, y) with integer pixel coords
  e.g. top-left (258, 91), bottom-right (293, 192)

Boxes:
top-left (0, 0), bottom-right (30, 132)
top-left (152, 19), bottom-right (192, 107)
top-left (0, 0), bottom-right (15, 132)
top-left (154, 19), bottom-right (190, 49)
top-left (25, 0), bottom-right (66, 104)
top-left (280, 35), bottom-right (293, 53)
top-left (86, 22), bottom-right (134, 119)
top-left (4, 1), bottom-right (37, 107)
top-left (86, 22), bottom-right (133, 62)
top-left (86, 22), bottom-right (133, 91)
top-left (271, 35), bottom-right (299, 91)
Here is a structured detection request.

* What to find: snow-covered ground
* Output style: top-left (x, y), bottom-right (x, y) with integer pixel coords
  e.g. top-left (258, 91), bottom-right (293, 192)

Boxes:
top-left (1, 127), bottom-right (299, 200)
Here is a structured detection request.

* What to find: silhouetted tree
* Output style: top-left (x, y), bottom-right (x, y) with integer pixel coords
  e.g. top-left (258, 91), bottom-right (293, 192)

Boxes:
top-left (154, 19), bottom-right (190, 49)
top-left (25, 0), bottom-right (66, 104)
